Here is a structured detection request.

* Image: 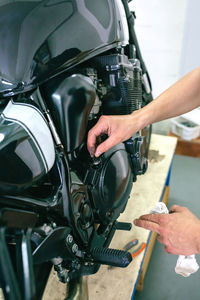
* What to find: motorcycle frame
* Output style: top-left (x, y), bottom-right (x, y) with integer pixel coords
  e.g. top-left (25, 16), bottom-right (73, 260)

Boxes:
top-left (0, 1), bottom-right (153, 299)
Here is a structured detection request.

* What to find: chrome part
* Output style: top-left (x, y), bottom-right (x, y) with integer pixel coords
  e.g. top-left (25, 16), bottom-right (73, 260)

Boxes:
top-left (54, 263), bottom-right (69, 283)
top-left (142, 73), bottom-right (151, 94)
top-left (109, 74), bottom-right (116, 87)
top-left (0, 78), bottom-right (18, 94)
top-left (66, 235), bottom-right (73, 244)
top-left (72, 244), bottom-right (78, 254)
top-left (66, 277), bottom-right (88, 300)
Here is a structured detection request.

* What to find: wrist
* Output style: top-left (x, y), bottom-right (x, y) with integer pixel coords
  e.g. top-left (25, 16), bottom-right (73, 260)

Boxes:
top-left (130, 106), bottom-right (152, 131)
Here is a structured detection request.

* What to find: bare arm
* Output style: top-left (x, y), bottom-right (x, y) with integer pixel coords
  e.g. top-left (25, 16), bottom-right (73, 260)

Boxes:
top-left (87, 67), bottom-right (200, 157)
top-left (137, 66), bottom-right (200, 126)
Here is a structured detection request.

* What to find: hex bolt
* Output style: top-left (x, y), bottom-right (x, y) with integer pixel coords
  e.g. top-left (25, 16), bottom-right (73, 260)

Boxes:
top-left (72, 244), bottom-right (78, 253)
top-left (66, 234), bottom-right (73, 244)
top-left (84, 222), bottom-right (90, 229)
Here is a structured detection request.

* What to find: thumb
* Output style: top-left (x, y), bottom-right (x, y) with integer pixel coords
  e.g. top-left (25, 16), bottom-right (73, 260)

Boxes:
top-left (169, 205), bottom-right (184, 213)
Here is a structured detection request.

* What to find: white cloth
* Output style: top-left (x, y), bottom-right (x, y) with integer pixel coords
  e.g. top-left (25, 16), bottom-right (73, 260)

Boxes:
top-left (150, 202), bottom-right (199, 277)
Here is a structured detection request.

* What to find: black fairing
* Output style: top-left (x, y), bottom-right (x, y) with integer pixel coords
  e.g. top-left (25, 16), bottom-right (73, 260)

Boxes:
top-left (0, 117), bottom-right (46, 194)
top-left (0, 0), bottom-right (155, 298)
top-left (41, 74), bottom-right (96, 152)
top-left (0, 0), bottom-right (118, 96)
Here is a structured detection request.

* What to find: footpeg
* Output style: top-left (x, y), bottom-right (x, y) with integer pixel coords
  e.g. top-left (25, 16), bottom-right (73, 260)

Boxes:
top-left (115, 221), bottom-right (132, 231)
top-left (91, 247), bottom-right (132, 268)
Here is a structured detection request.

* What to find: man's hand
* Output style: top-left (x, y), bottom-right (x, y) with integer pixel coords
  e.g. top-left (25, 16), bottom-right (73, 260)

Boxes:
top-left (134, 205), bottom-right (200, 255)
top-left (87, 113), bottom-right (141, 157)
top-left (87, 67), bottom-right (200, 157)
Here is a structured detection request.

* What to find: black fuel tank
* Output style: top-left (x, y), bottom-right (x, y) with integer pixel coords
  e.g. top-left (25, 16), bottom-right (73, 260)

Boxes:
top-left (0, 0), bottom-right (121, 96)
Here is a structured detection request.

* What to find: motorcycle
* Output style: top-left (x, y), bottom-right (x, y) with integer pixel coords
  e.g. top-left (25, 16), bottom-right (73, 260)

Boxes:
top-left (0, 0), bottom-right (153, 299)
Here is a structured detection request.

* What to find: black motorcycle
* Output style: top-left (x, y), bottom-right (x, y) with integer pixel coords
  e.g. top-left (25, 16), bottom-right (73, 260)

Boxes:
top-left (0, 0), bottom-right (153, 299)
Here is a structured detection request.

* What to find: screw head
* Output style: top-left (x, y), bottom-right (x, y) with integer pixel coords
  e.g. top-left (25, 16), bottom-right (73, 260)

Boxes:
top-left (66, 234), bottom-right (73, 244)
top-left (72, 244), bottom-right (78, 253)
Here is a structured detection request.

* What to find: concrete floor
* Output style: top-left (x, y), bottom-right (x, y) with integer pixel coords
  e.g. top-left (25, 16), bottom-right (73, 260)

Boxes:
top-left (133, 154), bottom-right (200, 300)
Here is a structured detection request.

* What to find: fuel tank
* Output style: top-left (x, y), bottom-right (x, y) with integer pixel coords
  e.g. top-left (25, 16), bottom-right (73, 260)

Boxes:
top-left (0, 0), bottom-right (129, 97)
top-left (0, 100), bottom-right (55, 194)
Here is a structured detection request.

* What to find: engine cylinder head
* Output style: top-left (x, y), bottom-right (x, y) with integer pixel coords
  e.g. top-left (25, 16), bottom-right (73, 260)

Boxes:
top-left (117, 66), bottom-right (142, 114)
top-left (93, 54), bottom-right (143, 116)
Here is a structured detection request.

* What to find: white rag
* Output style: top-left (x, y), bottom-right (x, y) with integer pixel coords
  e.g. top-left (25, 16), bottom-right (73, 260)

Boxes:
top-left (150, 202), bottom-right (199, 277)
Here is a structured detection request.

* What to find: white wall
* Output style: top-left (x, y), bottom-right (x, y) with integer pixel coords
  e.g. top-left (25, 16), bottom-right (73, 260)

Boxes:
top-left (179, 0), bottom-right (200, 76)
top-left (129, 0), bottom-right (188, 134)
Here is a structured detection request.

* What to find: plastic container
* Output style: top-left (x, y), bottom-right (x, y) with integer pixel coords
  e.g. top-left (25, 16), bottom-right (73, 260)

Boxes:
top-left (170, 117), bottom-right (200, 141)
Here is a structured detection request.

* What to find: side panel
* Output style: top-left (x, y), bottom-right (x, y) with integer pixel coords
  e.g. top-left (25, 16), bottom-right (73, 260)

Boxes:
top-left (0, 100), bottom-right (55, 194)
top-left (2, 101), bottom-right (55, 172)
top-left (41, 74), bottom-right (96, 152)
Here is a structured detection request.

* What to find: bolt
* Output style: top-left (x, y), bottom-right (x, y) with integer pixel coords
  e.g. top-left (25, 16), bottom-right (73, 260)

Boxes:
top-left (51, 257), bottom-right (63, 265)
top-left (84, 222), bottom-right (90, 229)
top-left (66, 234), bottom-right (73, 244)
top-left (72, 243), bottom-right (78, 253)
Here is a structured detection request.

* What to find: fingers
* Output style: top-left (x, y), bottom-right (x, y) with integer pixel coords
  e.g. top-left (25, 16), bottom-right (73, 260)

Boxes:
top-left (164, 246), bottom-right (187, 255)
top-left (169, 205), bottom-right (187, 213)
top-left (164, 246), bottom-right (175, 254)
top-left (87, 114), bottom-right (136, 156)
top-left (157, 235), bottom-right (164, 244)
top-left (136, 213), bottom-right (165, 224)
top-left (134, 218), bottom-right (161, 234)
top-left (134, 213), bottom-right (170, 234)
top-left (87, 119), bottom-right (108, 156)
top-left (94, 135), bottom-right (119, 157)
top-left (157, 235), bottom-right (169, 246)
top-left (87, 115), bottom-right (125, 157)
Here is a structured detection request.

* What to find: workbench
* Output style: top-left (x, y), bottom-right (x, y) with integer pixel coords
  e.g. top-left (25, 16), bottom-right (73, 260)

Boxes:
top-left (87, 133), bottom-right (177, 300)
top-left (42, 133), bottom-right (177, 300)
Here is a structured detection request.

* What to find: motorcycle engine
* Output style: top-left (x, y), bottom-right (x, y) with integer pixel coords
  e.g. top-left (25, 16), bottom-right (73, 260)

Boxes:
top-left (88, 53), bottom-right (148, 180)
top-left (73, 53), bottom-right (148, 226)
top-left (93, 53), bottom-right (143, 115)
top-left (41, 53), bottom-right (148, 242)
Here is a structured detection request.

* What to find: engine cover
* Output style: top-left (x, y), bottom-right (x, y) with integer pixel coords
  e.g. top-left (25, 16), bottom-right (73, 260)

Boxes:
top-left (83, 143), bottom-right (133, 223)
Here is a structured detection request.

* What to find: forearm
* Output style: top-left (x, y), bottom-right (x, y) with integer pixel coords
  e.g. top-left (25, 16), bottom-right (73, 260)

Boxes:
top-left (132, 66), bottom-right (200, 129)
top-left (87, 66), bottom-right (200, 157)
